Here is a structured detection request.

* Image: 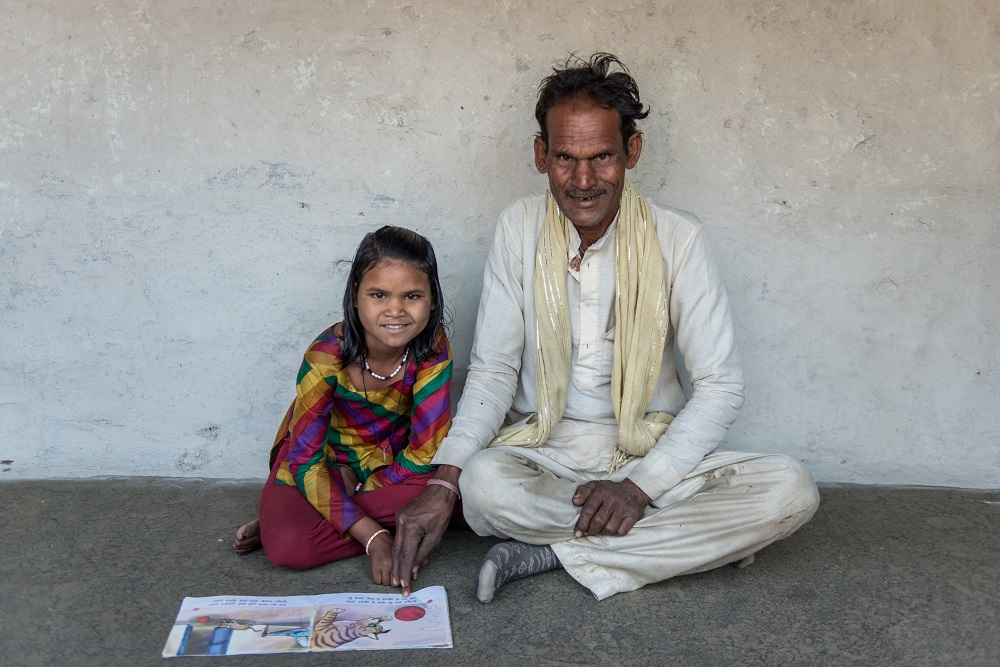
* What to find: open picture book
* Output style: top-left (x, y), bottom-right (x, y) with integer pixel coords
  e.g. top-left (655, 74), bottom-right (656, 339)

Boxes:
top-left (162, 585), bottom-right (451, 656)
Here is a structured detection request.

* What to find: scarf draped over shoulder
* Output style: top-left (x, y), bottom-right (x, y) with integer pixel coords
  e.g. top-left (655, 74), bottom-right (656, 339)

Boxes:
top-left (489, 180), bottom-right (673, 472)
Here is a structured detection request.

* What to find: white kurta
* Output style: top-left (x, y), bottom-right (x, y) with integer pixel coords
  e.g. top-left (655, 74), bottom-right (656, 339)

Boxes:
top-left (433, 193), bottom-right (819, 600)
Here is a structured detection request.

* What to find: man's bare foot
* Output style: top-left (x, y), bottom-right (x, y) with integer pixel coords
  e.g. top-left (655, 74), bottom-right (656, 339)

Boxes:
top-left (233, 519), bottom-right (262, 555)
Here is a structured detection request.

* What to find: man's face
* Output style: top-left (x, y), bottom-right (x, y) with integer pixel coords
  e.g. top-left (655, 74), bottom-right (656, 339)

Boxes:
top-left (534, 98), bottom-right (642, 239)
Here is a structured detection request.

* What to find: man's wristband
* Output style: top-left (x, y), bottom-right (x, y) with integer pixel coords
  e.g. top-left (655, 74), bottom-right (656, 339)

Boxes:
top-left (426, 478), bottom-right (461, 499)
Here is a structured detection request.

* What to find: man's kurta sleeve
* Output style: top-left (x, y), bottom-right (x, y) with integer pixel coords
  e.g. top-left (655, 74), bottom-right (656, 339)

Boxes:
top-left (626, 216), bottom-right (745, 501)
top-left (431, 202), bottom-right (529, 469)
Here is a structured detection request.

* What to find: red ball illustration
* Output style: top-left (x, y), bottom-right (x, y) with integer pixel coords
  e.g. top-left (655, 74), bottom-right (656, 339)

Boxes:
top-left (393, 605), bottom-right (426, 621)
top-left (196, 616), bottom-right (210, 623)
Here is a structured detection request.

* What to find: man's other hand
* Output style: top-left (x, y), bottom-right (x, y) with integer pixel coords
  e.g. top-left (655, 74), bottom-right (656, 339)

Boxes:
top-left (391, 465), bottom-right (460, 596)
top-left (572, 479), bottom-right (651, 537)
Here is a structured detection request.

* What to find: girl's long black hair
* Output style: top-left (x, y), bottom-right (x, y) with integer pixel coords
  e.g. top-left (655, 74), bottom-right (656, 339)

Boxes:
top-left (340, 225), bottom-right (446, 366)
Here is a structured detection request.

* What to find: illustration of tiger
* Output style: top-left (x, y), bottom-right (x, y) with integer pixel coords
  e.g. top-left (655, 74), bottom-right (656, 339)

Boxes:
top-left (310, 608), bottom-right (392, 650)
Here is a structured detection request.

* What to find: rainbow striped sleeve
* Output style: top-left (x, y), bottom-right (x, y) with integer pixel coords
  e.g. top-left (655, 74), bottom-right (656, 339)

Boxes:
top-left (283, 328), bottom-right (363, 534)
top-left (364, 328), bottom-right (452, 490)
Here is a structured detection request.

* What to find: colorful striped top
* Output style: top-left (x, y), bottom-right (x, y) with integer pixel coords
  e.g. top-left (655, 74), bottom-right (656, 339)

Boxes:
top-left (268, 324), bottom-right (452, 536)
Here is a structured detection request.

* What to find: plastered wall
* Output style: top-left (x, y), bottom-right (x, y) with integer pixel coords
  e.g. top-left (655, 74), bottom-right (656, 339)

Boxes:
top-left (2, 1), bottom-right (997, 487)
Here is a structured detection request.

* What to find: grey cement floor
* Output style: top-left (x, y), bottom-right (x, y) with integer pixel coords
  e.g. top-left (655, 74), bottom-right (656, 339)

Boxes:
top-left (1, 480), bottom-right (998, 666)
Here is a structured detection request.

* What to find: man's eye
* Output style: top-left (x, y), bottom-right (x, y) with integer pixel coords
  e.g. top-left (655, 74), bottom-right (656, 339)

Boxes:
top-left (594, 153), bottom-right (610, 162)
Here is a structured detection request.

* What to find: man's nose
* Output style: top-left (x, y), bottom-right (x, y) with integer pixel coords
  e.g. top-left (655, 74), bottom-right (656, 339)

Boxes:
top-left (571, 159), bottom-right (597, 189)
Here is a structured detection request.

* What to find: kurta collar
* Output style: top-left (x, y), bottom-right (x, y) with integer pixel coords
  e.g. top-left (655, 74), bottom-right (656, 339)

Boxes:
top-left (566, 212), bottom-right (620, 264)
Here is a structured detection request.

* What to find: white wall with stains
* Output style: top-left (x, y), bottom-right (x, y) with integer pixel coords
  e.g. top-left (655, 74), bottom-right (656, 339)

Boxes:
top-left (1, 1), bottom-right (997, 487)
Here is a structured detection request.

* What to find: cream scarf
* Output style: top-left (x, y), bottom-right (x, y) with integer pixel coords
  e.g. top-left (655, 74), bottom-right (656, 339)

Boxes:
top-left (489, 180), bottom-right (673, 471)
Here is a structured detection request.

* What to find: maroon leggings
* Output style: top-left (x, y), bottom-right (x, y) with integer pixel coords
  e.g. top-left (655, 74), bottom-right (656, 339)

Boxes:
top-left (257, 461), bottom-right (456, 570)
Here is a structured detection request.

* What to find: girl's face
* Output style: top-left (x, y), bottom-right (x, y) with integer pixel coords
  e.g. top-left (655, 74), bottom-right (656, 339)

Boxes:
top-left (354, 259), bottom-right (434, 358)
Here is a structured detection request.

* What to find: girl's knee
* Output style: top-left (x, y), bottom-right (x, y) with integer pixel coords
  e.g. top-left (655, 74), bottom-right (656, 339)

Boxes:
top-left (259, 519), bottom-right (345, 570)
top-left (265, 551), bottom-right (312, 570)
top-left (261, 538), bottom-right (318, 570)
top-left (259, 524), bottom-right (303, 568)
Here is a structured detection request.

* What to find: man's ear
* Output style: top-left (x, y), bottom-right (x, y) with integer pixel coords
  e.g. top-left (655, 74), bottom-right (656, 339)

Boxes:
top-left (533, 136), bottom-right (549, 174)
top-left (625, 133), bottom-right (643, 169)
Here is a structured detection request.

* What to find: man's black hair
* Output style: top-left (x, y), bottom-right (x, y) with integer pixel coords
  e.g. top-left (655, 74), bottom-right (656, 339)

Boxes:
top-left (534, 52), bottom-right (650, 153)
top-left (341, 225), bottom-right (446, 366)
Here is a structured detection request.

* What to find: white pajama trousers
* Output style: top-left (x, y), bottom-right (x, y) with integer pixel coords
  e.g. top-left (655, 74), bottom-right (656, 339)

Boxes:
top-left (460, 445), bottom-right (820, 601)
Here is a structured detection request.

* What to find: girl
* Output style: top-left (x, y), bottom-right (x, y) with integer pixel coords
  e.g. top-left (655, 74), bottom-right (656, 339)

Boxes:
top-left (233, 226), bottom-right (454, 586)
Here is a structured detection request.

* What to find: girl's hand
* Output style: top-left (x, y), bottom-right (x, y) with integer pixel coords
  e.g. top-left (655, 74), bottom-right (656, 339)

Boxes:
top-left (349, 518), bottom-right (394, 586)
top-left (367, 530), bottom-right (394, 585)
top-left (340, 465), bottom-right (360, 496)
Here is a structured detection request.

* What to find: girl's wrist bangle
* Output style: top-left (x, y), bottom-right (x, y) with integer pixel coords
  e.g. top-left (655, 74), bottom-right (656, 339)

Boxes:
top-left (427, 478), bottom-right (461, 499)
top-left (364, 528), bottom-right (390, 555)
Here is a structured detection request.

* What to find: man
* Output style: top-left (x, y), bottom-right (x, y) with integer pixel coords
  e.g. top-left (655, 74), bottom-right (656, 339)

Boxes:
top-left (391, 53), bottom-right (819, 602)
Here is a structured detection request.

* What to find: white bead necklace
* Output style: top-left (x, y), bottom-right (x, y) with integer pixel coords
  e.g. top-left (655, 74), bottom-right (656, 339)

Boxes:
top-left (364, 346), bottom-right (409, 381)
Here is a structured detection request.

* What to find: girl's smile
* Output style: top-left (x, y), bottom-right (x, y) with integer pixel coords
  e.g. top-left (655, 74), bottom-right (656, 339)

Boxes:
top-left (354, 259), bottom-right (435, 364)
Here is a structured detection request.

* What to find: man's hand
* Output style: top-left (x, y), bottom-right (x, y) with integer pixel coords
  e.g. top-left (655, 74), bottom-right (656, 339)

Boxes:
top-left (572, 479), bottom-right (651, 537)
top-left (391, 465), bottom-right (460, 596)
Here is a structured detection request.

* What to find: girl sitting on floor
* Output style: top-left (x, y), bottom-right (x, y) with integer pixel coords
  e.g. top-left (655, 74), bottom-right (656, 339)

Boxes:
top-left (234, 225), bottom-right (455, 586)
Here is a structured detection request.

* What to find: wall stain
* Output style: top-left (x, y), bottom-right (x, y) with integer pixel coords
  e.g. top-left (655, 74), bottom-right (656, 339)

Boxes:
top-left (176, 450), bottom-right (210, 472)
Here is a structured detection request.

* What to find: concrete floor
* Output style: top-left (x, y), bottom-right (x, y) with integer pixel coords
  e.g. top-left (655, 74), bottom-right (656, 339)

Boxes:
top-left (1, 480), bottom-right (998, 666)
